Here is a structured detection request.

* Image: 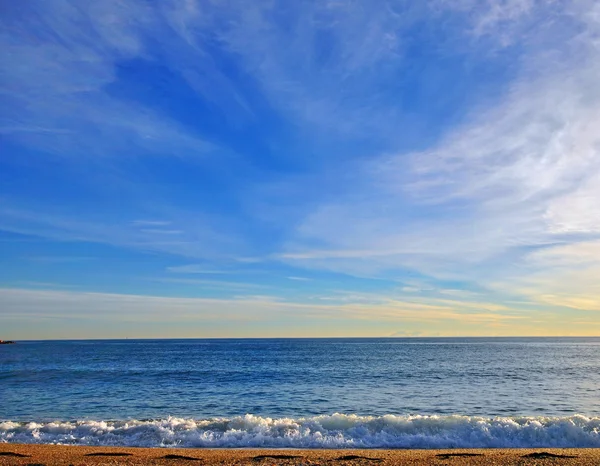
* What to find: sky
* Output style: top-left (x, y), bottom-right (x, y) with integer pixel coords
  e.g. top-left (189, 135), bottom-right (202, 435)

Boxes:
top-left (1, 0), bottom-right (600, 339)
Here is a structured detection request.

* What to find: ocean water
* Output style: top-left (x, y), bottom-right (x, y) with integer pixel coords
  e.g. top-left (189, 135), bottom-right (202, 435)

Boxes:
top-left (1, 337), bottom-right (600, 448)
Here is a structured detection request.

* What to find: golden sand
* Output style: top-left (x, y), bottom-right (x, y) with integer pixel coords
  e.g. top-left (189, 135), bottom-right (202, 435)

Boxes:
top-left (0, 445), bottom-right (598, 465)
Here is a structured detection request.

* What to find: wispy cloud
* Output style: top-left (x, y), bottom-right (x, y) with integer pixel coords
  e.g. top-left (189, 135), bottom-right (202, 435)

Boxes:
top-left (139, 229), bottom-right (184, 235)
top-left (25, 256), bottom-right (95, 263)
top-left (151, 277), bottom-right (268, 291)
top-left (278, 1), bottom-right (600, 293)
top-left (0, 205), bottom-right (245, 261)
top-left (3, 287), bottom-right (587, 339)
top-left (132, 220), bottom-right (172, 226)
top-left (1, 0), bottom-right (564, 264)
top-left (0, 0), bottom-right (212, 160)
top-left (2, 0), bottom-right (600, 337)
top-left (12, 281), bottom-right (79, 289)
top-left (489, 240), bottom-right (600, 312)
top-left (167, 264), bottom-right (231, 274)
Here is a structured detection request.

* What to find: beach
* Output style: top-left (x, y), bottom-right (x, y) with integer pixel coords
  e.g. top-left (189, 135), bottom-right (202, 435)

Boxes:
top-left (0, 445), bottom-right (597, 465)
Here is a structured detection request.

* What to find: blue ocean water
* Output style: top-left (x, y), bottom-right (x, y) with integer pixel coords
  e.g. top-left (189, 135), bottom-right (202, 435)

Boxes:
top-left (1, 338), bottom-right (600, 448)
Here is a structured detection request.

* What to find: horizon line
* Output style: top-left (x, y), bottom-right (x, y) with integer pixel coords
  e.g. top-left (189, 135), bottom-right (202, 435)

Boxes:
top-left (6, 335), bottom-right (600, 342)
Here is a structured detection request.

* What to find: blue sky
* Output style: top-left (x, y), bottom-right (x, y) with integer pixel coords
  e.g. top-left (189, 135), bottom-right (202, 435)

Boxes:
top-left (2, 0), bottom-right (600, 338)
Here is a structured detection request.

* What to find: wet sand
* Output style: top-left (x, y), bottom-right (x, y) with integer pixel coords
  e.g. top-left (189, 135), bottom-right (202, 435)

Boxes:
top-left (0, 445), bottom-right (597, 465)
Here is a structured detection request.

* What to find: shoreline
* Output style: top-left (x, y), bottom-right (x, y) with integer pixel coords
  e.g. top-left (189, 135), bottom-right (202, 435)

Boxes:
top-left (1, 445), bottom-right (597, 465)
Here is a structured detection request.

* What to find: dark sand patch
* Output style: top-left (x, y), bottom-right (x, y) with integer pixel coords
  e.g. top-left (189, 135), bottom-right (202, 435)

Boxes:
top-left (521, 452), bottom-right (577, 459)
top-left (0, 452), bottom-right (31, 457)
top-left (161, 454), bottom-right (202, 460)
top-left (335, 455), bottom-right (383, 462)
top-left (253, 454), bottom-right (303, 460)
top-left (436, 453), bottom-right (484, 459)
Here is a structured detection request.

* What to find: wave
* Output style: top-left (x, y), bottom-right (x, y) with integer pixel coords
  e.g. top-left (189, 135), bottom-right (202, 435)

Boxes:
top-left (2, 414), bottom-right (600, 448)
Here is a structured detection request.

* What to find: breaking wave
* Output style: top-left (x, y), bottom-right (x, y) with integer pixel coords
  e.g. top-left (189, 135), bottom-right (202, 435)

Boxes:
top-left (2, 414), bottom-right (600, 448)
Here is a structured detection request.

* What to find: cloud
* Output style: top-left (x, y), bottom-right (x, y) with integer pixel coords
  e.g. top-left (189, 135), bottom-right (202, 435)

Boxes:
top-left (139, 229), bottom-right (184, 235)
top-left (495, 240), bottom-right (600, 311)
top-left (0, 0), bottom-right (558, 261)
top-left (0, 0), bottom-right (212, 160)
top-left (0, 1), bottom-right (250, 261)
top-left (2, 0), bottom-right (600, 331)
top-left (278, 1), bottom-right (600, 290)
top-left (132, 220), bottom-right (172, 226)
top-left (151, 277), bottom-right (268, 291)
top-left (0, 287), bottom-right (574, 339)
top-left (166, 264), bottom-right (231, 274)
top-left (526, 241), bottom-right (600, 268)
top-left (26, 256), bottom-right (95, 263)
top-left (0, 205), bottom-right (247, 262)
top-left (389, 330), bottom-right (429, 337)
top-left (0, 288), bottom-right (269, 323)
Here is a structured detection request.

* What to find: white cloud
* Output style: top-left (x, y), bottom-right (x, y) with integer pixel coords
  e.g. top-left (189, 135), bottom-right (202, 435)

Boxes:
top-left (279, 0), bottom-right (600, 292)
top-left (152, 277), bottom-right (267, 290)
top-left (132, 220), bottom-right (172, 226)
top-left (2, 0), bottom-right (600, 323)
top-left (0, 287), bottom-right (552, 339)
top-left (526, 241), bottom-right (600, 267)
top-left (139, 229), bottom-right (184, 235)
top-left (0, 0), bottom-right (212, 160)
top-left (167, 264), bottom-right (230, 274)
top-left (496, 240), bottom-right (600, 311)
top-left (0, 203), bottom-right (246, 262)
top-left (0, 288), bottom-right (269, 323)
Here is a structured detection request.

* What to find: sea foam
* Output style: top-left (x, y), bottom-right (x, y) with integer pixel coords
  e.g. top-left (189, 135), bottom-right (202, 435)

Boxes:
top-left (2, 414), bottom-right (600, 448)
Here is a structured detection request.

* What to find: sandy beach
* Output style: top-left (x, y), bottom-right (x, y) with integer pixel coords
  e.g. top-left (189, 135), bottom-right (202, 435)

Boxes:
top-left (0, 445), bottom-right (597, 465)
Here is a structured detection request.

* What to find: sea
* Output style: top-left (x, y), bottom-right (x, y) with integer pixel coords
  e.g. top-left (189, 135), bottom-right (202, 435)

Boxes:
top-left (1, 337), bottom-right (600, 448)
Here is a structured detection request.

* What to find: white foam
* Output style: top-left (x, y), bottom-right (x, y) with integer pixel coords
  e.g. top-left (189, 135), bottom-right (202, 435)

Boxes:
top-left (2, 414), bottom-right (600, 448)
